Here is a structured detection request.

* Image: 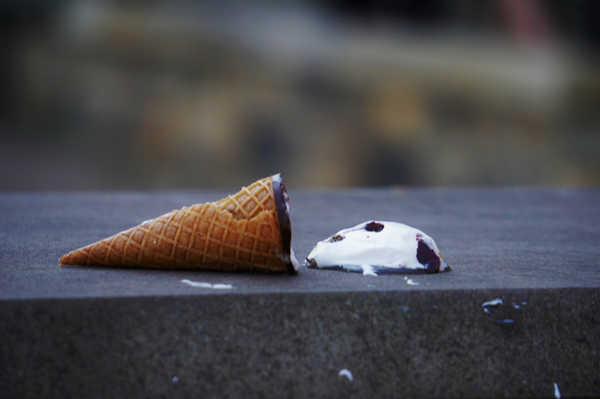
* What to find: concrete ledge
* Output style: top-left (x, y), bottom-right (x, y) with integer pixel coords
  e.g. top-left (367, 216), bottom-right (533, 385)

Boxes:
top-left (1, 188), bottom-right (599, 398)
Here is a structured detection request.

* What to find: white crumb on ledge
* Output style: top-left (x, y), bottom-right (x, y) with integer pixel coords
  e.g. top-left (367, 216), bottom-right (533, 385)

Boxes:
top-left (338, 369), bottom-right (353, 382)
top-left (482, 298), bottom-right (503, 307)
top-left (181, 280), bottom-right (234, 289)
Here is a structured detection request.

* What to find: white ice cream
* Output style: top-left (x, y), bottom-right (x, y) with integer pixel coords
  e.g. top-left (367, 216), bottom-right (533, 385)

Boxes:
top-left (338, 369), bottom-right (353, 382)
top-left (482, 298), bottom-right (503, 307)
top-left (306, 221), bottom-right (450, 275)
top-left (181, 280), bottom-right (234, 289)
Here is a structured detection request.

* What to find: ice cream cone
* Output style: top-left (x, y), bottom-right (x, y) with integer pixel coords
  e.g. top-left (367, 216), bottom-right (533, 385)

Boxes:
top-left (59, 174), bottom-right (298, 274)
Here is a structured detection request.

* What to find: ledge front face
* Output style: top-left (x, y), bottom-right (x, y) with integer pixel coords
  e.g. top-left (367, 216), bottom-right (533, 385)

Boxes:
top-left (1, 288), bottom-right (598, 398)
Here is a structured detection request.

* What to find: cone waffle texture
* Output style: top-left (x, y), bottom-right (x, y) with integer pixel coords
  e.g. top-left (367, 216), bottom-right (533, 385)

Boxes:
top-left (60, 175), bottom-right (292, 273)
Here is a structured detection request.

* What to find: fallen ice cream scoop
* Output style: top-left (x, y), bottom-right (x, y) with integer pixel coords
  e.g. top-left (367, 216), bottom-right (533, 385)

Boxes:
top-left (305, 221), bottom-right (450, 276)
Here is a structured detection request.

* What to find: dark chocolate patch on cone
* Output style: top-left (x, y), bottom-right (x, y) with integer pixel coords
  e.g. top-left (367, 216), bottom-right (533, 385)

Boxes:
top-left (272, 174), bottom-right (298, 274)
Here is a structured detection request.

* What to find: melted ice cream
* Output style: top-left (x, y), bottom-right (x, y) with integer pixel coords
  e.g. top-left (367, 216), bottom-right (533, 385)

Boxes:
top-left (306, 221), bottom-right (450, 275)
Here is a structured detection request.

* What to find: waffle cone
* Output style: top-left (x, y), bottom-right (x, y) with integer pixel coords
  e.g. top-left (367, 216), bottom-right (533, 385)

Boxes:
top-left (60, 174), bottom-right (298, 274)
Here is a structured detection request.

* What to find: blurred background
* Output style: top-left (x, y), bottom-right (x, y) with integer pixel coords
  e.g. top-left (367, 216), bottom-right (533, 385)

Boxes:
top-left (1, 0), bottom-right (599, 190)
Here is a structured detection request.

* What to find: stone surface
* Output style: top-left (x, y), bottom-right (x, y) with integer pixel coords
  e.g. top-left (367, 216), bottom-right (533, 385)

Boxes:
top-left (1, 187), bottom-right (599, 398)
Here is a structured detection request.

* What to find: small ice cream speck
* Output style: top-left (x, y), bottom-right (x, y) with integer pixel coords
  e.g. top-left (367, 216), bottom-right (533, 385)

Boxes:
top-left (338, 369), bottom-right (353, 382)
top-left (305, 221), bottom-right (450, 276)
top-left (482, 298), bottom-right (503, 307)
top-left (181, 280), bottom-right (234, 289)
top-left (554, 383), bottom-right (561, 399)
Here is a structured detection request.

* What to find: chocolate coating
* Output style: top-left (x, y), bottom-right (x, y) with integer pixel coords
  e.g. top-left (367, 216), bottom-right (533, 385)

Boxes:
top-left (365, 221), bottom-right (384, 232)
top-left (416, 238), bottom-right (442, 273)
top-left (272, 174), bottom-right (298, 274)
